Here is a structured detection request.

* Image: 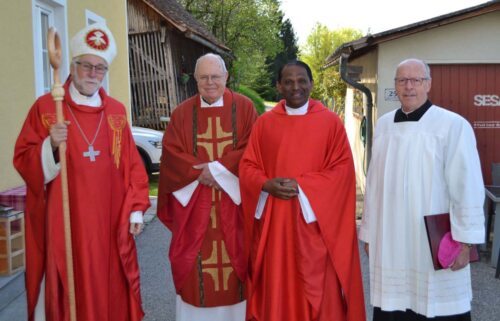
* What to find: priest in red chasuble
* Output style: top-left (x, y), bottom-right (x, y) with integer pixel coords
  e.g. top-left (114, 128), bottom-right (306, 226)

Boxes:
top-left (157, 53), bottom-right (258, 320)
top-left (239, 60), bottom-right (366, 321)
top-left (14, 23), bottom-right (150, 321)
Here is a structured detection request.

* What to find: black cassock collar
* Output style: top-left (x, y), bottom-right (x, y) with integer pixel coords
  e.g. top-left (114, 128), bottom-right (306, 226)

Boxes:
top-left (394, 100), bottom-right (432, 122)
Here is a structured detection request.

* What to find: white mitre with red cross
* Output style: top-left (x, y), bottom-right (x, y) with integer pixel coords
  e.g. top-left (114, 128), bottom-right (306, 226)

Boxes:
top-left (70, 22), bottom-right (117, 65)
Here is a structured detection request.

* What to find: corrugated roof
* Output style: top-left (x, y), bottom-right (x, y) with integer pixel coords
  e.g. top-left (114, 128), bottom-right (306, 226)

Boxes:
top-left (143, 0), bottom-right (231, 54)
top-left (325, 0), bottom-right (500, 67)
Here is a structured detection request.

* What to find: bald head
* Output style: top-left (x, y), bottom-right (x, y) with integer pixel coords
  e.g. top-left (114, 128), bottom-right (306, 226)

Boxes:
top-left (396, 58), bottom-right (431, 79)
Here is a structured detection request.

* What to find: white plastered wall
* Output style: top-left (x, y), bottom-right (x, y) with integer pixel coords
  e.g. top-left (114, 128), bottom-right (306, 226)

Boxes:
top-left (344, 52), bottom-right (378, 192)
top-left (345, 10), bottom-right (500, 192)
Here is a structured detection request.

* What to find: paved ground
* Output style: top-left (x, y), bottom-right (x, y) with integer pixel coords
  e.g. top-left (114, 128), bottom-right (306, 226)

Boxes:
top-left (139, 192), bottom-right (500, 321)
top-left (138, 219), bottom-right (500, 321)
top-left (137, 198), bottom-right (176, 321)
top-left (1, 195), bottom-right (499, 321)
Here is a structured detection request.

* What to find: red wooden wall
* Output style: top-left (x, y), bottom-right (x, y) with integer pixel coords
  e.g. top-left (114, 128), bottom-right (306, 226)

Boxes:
top-left (429, 64), bottom-right (500, 185)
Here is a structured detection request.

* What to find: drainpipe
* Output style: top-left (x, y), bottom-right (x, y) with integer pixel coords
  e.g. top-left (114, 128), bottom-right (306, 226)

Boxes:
top-left (339, 53), bottom-right (373, 172)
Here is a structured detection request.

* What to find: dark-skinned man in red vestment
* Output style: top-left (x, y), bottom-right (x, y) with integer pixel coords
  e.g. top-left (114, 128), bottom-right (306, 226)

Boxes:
top-left (157, 53), bottom-right (258, 321)
top-left (239, 60), bottom-right (366, 321)
top-left (14, 23), bottom-right (150, 321)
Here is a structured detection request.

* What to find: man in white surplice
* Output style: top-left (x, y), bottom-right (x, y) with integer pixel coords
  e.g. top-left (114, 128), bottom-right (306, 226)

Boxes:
top-left (360, 58), bottom-right (485, 321)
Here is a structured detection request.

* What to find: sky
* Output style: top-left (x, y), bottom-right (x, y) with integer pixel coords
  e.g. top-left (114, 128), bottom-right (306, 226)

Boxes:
top-left (280, 0), bottom-right (488, 45)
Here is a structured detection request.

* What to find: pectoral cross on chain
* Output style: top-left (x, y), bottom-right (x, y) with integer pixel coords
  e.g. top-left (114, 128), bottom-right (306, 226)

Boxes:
top-left (83, 145), bottom-right (100, 162)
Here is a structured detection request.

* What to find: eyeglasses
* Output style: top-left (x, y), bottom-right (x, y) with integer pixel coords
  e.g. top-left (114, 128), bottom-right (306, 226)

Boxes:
top-left (394, 77), bottom-right (429, 86)
top-left (75, 61), bottom-right (108, 75)
top-left (197, 74), bottom-right (225, 83)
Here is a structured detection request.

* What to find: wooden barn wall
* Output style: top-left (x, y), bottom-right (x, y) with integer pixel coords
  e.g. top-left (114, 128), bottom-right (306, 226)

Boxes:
top-left (169, 31), bottom-right (210, 103)
top-left (429, 64), bottom-right (500, 185)
top-left (129, 30), bottom-right (172, 129)
top-left (127, 0), bottom-right (210, 129)
top-left (128, 0), bottom-right (162, 33)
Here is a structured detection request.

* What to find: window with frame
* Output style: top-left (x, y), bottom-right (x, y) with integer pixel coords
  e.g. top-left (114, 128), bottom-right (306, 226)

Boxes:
top-left (32, 0), bottom-right (67, 98)
top-left (35, 4), bottom-right (54, 94)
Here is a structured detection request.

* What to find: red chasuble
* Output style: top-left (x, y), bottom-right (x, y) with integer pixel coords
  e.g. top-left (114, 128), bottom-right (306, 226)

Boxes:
top-left (157, 89), bottom-right (257, 307)
top-left (239, 99), bottom-right (365, 321)
top-left (14, 80), bottom-right (150, 321)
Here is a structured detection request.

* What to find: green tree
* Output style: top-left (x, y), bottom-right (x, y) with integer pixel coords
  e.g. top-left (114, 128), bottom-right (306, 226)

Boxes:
top-left (258, 15), bottom-right (299, 101)
top-left (300, 24), bottom-right (362, 118)
top-left (179, 0), bottom-right (282, 89)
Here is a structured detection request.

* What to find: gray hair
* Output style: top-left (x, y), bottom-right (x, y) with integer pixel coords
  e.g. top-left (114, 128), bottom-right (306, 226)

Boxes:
top-left (194, 53), bottom-right (227, 76)
top-left (397, 58), bottom-right (431, 79)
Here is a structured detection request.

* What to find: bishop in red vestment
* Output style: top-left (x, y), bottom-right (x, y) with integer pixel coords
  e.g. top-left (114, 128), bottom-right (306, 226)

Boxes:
top-left (239, 61), bottom-right (365, 321)
top-left (157, 53), bottom-right (258, 320)
top-left (13, 23), bottom-right (150, 321)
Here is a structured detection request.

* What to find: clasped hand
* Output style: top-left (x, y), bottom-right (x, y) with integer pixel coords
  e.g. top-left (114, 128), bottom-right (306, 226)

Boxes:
top-left (263, 177), bottom-right (298, 200)
top-left (193, 163), bottom-right (222, 190)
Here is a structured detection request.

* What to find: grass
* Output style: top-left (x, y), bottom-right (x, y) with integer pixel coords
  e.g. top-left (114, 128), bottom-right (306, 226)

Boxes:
top-left (149, 173), bottom-right (159, 196)
top-left (236, 85), bottom-right (266, 114)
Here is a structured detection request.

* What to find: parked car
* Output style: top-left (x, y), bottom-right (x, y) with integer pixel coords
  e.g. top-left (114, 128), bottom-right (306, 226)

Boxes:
top-left (131, 126), bottom-right (163, 175)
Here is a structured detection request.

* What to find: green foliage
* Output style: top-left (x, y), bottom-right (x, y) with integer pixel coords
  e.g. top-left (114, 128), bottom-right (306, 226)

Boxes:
top-left (299, 24), bottom-right (362, 118)
top-left (252, 64), bottom-right (276, 102)
top-left (179, 0), bottom-right (283, 90)
top-left (261, 15), bottom-right (299, 101)
top-left (236, 85), bottom-right (266, 115)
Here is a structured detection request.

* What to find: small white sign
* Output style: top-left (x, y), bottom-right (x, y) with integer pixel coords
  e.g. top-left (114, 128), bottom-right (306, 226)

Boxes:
top-left (385, 89), bottom-right (399, 101)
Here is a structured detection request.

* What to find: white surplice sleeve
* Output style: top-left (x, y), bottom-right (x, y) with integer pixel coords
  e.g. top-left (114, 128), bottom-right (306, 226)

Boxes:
top-left (297, 186), bottom-right (317, 223)
top-left (41, 137), bottom-right (60, 184)
top-left (172, 181), bottom-right (199, 207)
top-left (208, 161), bottom-right (241, 205)
top-left (172, 161), bottom-right (240, 207)
top-left (129, 211), bottom-right (144, 224)
top-left (445, 116), bottom-right (485, 244)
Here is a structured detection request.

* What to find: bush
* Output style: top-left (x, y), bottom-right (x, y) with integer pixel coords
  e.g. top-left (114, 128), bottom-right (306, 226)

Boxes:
top-left (236, 85), bottom-right (266, 115)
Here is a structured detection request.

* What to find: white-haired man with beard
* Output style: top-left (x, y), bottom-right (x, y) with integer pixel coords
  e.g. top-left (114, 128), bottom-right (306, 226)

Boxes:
top-left (14, 23), bottom-right (150, 321)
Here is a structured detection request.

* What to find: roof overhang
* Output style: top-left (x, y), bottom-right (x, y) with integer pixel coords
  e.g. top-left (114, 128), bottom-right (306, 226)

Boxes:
top-left (141, 0), bottom-right (232, 57)
top-left (324, 0), bottom-right (500, 68)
